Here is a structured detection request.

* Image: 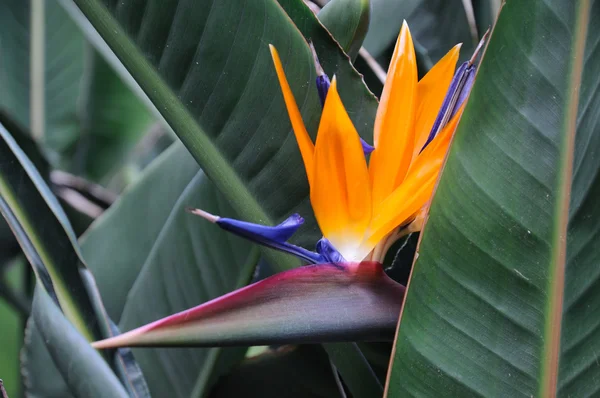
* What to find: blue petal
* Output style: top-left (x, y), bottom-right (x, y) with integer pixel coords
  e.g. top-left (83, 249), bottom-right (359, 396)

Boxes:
top-left (360, 138), bottom-right (375, 155)
top-left (310, 42), bottom-right (374, 158)
top-left (316, 74), bottom-right (331, 107)
top-left (450, 66), bottom-right (476, 119)
top-left (421, 62), bottom-right (474, 150)
top-left (421, 33), bottom-right (487, 152)
top-left (216, 214), bottom-right (325, 264)
top-left (315, 238), bottom-right (346, 263)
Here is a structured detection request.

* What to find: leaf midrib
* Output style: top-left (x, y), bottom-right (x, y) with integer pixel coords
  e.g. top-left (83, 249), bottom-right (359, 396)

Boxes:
top-left (540, 1), bottom-right (590, 395)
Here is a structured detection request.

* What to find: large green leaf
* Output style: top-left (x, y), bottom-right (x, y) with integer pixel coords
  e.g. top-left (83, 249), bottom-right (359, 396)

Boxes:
top-left (67, 0), bottom-right (378, 267)
top-left (72, 50), bottom-right (154, 182)
top-left (317, 0), bottom-right (370, 61)
top-left (31, 287), bottom-right (128, 398)
top-left (0, 0), bottom-right (84, 154)
top-left (0, 0), bottom-right (153, 183)
top-left (363, 0), bottom-right (479, 65)
top-left (0, 262), bottom-right (24, 398)
top-left (23, 317), bottom-right (74, 398)
top-left (0, 119), bottom-right (149, 396)
top-left (387, 0), bottom-right (600, 396)
top-left (0, 119), bottom-right (103, 341)
top-left (78, 143), bottom-right (260, 397)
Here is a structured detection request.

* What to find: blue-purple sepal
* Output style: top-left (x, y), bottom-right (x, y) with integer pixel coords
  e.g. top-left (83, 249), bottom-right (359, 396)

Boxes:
top-left (421, 61), bottom-right (476, 150)
top-left (360, 139), bottom-right (375, 155)
top-left (315, 238), bottom-right (345, 263)
top-left (421, 32), bottom-right (488, 151)
top-left (316, 74), bottom-right (331, 107)
top-left (311, 42), bottom-right (374, 157)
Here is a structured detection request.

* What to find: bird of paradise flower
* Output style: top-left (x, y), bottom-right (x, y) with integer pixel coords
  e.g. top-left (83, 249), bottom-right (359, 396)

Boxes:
top-left (192, 22), bottom-right (484, 266)
top-left (92, 23), bottom-right (486, 350)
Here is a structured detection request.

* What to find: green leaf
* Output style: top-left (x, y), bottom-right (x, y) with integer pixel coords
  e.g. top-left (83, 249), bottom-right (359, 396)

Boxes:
top-left (31, 287), bottom-right (128, 398)
top-left (210, 345), bottom-right (344, 398)
top-left (73, 50), bottom-right (154, 182)
top-left (80, 143), bottom-right (260, 397)
top-left (0, 118), bottom-right (148, 396)
top-left (0, 262), bottom-right (25, 398)
top-left (387, 1), bottom-right (600, 396)
top-left (363, 0), bottom-right (478, 65)
top-left (0, 0), bottom-right (84, 154)
top-left (22, 317), bottom-right (73, 398)
top-left (324, 343), bottom-right (384, 397)
top-left (317, 0), bottom-right (370, 60)
top-left (67, 0), bottom-right (378, 269)
top-left (0, 0), bottom-right (154, 183)
top-left (0, 119), bottom-right (102, 341)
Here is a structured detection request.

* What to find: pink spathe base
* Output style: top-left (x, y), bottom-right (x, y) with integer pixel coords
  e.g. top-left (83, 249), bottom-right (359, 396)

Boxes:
top-left (93, 261), bottom-right (405, 349)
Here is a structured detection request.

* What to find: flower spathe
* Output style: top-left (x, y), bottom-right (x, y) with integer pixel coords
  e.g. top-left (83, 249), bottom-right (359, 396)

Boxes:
top-left (191, 22), bottom-right (482, 264)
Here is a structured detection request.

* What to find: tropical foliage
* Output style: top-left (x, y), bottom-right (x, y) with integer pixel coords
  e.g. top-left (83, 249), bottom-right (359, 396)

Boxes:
top-left (0, 0), bottom-right (598, 397)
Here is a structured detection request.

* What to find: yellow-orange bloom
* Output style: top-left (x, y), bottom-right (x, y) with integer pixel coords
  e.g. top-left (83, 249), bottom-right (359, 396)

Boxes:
top-left (270, 22), bottom-right (470, 262)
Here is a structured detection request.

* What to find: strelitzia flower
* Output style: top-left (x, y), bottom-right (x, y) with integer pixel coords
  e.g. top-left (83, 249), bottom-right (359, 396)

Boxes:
top-left (191, 22), bottom-right (484, 265)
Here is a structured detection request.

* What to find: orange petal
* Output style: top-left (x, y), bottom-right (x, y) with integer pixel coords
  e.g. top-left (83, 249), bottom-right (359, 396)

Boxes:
top-left (311, 78), bottom-right (371, 261)
top-left (412, 44), bottom-right (461, 159)
top-left (365, 107), bottom-right (461, 247)
top-left (369, 21), bottom-right (418, 211)
top-left (269, 44), bottom-right (315, 183)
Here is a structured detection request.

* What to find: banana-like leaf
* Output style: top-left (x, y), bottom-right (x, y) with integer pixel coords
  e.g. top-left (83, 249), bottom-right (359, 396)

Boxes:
top-left (79, 143), bottom-right (260, 398)
top-left (0, 0), bottom-right (83, 154)
top-left (0, 120), bottom-right (148, 396)
top-left (92, 261), bottom-right (404, 348)
top-left (363, 0), bottom-right (479, 65)
top-left (0, 120), bottom-right (100, 340)
top-left (317, 0), bottom-right (370, 61)
top-left (0, 0), bottom-right (153, 183)
top-left (31, 287), bottom-right (128, 398)
top-left (74, 49), bottom-right (154, 182)
top-left (0, 261), bottom-right (25, 398)
top-left (387, 1), bottom-right (600, 396)
top-left (66, 0), bottom-right (378, 265)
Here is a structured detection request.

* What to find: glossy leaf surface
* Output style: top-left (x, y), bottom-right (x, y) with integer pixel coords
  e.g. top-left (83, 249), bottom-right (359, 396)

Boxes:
top-left (0, 119), bottom-right (148, 396)
top-left (31, 287), bottom-right (128, 398)
top-left (387, 1), bottom-right (600, 396)
top-left (317, 0), bottom-right (370, 60)
top-left (81, 143), bottom-right (259, 398)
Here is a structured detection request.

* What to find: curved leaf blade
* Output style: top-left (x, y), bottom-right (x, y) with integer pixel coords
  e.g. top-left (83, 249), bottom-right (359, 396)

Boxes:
top-left (79, 143), bottom-right (260, 398)
top-left (0, 120), bottom-right (99, 340)
top-left (317, 0), bottom-right (370, 61)
top-left (386, 1), bottom-right (600, 396)
top-left (32, 287), bottom-right (128, 398)
top-left (0, 119), bottom-right (148, 396)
